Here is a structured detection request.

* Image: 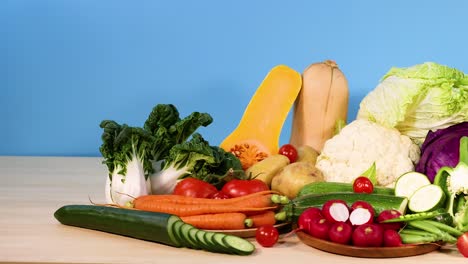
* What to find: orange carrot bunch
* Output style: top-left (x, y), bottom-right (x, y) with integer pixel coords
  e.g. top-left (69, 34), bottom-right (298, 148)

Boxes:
top-left (128, 190), bottom-right (285, 230)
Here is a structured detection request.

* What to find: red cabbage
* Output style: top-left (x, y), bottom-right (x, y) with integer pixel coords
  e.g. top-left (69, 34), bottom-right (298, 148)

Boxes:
top-left (415, 122), bottom-right (468, 182)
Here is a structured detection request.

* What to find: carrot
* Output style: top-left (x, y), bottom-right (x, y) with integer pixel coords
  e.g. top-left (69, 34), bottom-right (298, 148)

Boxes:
top-left (181, 213), bottom-right (248, 230)
top-left (134, 190), bottom-right (278, 206)
top-left (132, 198), bottom-right (277, 217)
top-left (247, 210), bottom-right (277, 227)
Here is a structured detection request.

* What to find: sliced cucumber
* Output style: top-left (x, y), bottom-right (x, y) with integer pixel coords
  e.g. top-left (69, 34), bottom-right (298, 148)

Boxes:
top-left (223, 235), bottom-right (256, 255)
top-left (395, 172), bottom-right (431, 198)
top-left (180, 224), bottom-right (200, 249)
top-left (212, 233), bottom-right (233, 254)
top-left (408, 184), bottom-right (446, 213)
top-left (172, 220), bottom-right (190, 248)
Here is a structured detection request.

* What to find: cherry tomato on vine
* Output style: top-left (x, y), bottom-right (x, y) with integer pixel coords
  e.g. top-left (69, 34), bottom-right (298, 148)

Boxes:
top-left (221, 179), bottom-right (269, 198)
top-left (278, 144), bottom-right (298, 163)
top-left (458, 232), bottom-right (468, 257)
top-left (255, 225), bottom-right (279, 247)
top-left (353, 176), bottom-right (374, 194)
top-left (173, 177), bottom-right (218, 198)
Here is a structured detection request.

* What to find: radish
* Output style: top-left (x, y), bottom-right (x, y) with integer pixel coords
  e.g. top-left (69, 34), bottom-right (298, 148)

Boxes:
top-left (322, 200), bottom-right (350, 223)
top-left (383, 229), bottom-right (403, 247)
top-left (349, 207), bottom-right (374, 226)
top-left (352, 223), bottom-right (384, 247)
top-left (351, 200), bottom-right (375, 216)
top-left (377, 209), bottom-right (403, 230)
top-left (309, 217), bottom-right (332, 240)
top-left (329, 222), bottom-right (353, 245)
top-left (297, 207), bottom-right (323, 233)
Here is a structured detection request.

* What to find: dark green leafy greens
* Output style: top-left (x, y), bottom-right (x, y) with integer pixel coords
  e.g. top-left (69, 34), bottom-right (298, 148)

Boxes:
top-left (100, 120), bottom-right (154, 206)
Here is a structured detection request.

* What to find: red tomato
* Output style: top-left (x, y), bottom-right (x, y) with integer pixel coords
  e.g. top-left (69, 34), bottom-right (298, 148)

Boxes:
top-left (278, 144), bottom-right (298, 163)
top-left (255, 225), bottom-right (279, 247)
top-left (209, 191), bottom-right (231, 200)
top-left (173, 178), bottom-right (217, 198)
top-left (221, 179), bottom-right (269, 198)
top-left (353, 176), bottom-right (374, 194)
top-left (458, 232), bottom-right (468, 257)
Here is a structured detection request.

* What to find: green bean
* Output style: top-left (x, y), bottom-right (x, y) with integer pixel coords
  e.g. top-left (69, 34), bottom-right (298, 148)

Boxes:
top-left (419, 220), bottom-right (463, 237)
top-left (382, 209), bottom-right (445, 223)
top-left (407, 220), bottom-right (457, 243)
top-left (400, 233), bottom-right (439, 244)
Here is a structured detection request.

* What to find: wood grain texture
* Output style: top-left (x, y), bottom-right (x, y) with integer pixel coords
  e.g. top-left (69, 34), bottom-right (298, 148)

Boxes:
top-left (0, 156), bottom-right (465, 263)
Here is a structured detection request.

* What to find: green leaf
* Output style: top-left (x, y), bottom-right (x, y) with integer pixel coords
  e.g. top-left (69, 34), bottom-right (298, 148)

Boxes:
top-left (361, 162), bottom-right (377, 185)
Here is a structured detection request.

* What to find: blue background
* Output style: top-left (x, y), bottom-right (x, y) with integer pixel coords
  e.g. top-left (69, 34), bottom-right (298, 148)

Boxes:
top-left (3, 0), bottom-right (468, 157)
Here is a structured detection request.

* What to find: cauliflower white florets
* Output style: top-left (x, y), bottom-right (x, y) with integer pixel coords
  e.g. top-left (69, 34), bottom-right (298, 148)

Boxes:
top-left (315, 119), bottom-right (421, 187)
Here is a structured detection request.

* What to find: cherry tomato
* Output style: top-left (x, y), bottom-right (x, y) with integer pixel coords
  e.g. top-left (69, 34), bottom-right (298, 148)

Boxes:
top-left (278, 144), bottom-right (298, 163)
top-left (221, 179), bottom-right (269, 198)
top-left (353, 176), bottom-right (374, 194)
top-left (255, 225), bottom-right (279, 247)
top-left (209, 191), bottom-right (231, 200)
top-left (173, 177), bottom-right (218, 198)
top-left (457, 232), bottom-right (468, 257)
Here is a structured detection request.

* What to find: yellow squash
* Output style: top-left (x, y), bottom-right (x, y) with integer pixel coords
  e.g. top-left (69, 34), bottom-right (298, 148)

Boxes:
top-left (289, 60), bottom-right (349, 152)
top-left (220, 65), bottom-right (302, 170)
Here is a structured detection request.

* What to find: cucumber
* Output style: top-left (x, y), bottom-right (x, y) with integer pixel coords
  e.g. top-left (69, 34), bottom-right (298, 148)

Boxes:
top-left (54, 205), bottom-right (255, 255)
top-left (297, 181), bottom-right (394, 197)
top-left (54, 205), bottom-right (180, 247)
top-left (408, 184), bottom-right (446, 213)
top-left (223, 235), bottom-right (256, 256)
top-left (283, 192), bottom-right (408, 221)
top-left (171, 220), bottom-right (187, 247)
top-left (180, 224), bottom-right (201, 249)
top-left (394, 171), bottom-right (430, 198)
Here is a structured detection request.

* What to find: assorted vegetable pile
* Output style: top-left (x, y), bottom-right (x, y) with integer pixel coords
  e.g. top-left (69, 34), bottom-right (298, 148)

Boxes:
top-left (54, 61), bottom-right (468, 258)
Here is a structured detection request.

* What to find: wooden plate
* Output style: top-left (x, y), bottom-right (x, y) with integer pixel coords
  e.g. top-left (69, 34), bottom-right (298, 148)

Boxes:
top-left (206, 222), bottom-right (291, 238)
top-left (296, 231), bottom-right (441, 258)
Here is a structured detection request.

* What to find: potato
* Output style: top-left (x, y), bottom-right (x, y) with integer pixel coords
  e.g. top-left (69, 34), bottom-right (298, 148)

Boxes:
top-left (245, 154), bottom-right (289, 187)
top-left (271, 161), bottom-right (324, 199)
top-left (296, 145), bottom-right (319, 164)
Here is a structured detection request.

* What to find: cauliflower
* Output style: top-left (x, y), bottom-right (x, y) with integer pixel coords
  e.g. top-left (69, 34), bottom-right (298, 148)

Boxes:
top-left (315, 119), bottom-right (420, 187)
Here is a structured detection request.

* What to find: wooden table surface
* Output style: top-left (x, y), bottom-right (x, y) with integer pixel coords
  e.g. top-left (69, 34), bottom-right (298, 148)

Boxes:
top-left (0, 156), bottom-right (465, 263)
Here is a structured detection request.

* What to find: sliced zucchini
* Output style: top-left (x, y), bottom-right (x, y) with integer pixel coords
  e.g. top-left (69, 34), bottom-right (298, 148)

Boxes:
top-left (395, 172), bottom-right (431, 198)
top-left (408, 184), bottom-right (446, 213)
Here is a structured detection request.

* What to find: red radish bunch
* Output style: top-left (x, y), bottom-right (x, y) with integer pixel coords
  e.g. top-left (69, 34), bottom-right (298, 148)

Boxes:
top-left (297, 200), bottom-right (404, 247)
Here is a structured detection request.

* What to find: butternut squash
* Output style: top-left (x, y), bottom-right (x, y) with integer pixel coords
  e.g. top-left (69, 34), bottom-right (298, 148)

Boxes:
top-left (289, 60), bottom-right (349, 152)
top-left (220, 65), bottom-right (302, 170)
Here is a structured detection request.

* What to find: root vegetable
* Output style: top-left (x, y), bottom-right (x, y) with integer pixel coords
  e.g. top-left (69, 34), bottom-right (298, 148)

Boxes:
top-left (297, 207), bottom-right (323, 232)
top-left (309, 217), bottom-right (332, 240)
top-left (296, 145), bottom-right (319, 164)
top-left (352, 223), bottom-right (384, 247)
top-left (271, 161), bottom-right (324, 199)
top-left (329, 222), bottom-right (353, 245)
top-left (349, 207), bottom-right (373, 226)
top-left (245, 154), bottom-right (290, 187)
top-left (377, 210), bottom-right (403, 230)
top-left (322, 200), bottom-right (350, 223)
top-left (383, 229), bottom-right (403, 247)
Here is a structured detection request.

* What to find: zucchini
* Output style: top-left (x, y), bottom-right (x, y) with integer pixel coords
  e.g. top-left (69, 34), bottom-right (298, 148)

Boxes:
top-left (297, 182), bottom-right (394, 197)
top-left (282, 192), bottom-right (408, 221)
top-left (408, 184), bottom-right (446, 213)
top-left (394, 171), bottom-right (430, 198)
top-left (54, 205), bottom-right (255, 255)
